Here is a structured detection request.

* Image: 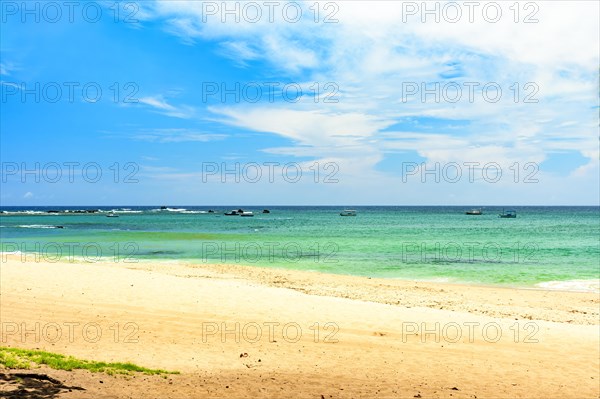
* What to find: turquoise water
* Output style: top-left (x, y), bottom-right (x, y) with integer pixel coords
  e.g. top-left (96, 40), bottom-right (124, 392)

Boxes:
top-left (1, 206), bottom-right (598, 291)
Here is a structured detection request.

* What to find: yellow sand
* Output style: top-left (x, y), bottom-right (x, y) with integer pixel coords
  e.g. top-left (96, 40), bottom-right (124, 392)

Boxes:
top-left (1, 254), bottom-right (598, 398)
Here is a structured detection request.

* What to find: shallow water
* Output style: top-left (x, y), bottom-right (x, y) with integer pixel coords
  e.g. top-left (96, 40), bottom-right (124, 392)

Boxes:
top-left (1, 205), bottom-right (598, 291)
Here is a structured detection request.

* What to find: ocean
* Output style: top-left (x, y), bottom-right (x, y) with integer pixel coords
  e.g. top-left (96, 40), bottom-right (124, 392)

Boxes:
top-left (1, 206), bottom-right (598, 292)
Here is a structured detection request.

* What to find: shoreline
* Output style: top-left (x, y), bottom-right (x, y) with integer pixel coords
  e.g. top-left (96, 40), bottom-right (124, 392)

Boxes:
top-left (2, 253), bottom-right (598, 324)
top-left (170, 256), bottom-right (600, 295)
top-left (1, 254), bottom-right (599, 398)
top-left (2, 250), bottom-right (599, 295)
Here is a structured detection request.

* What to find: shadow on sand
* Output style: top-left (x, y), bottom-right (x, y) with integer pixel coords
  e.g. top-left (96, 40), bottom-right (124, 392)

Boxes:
top-left (0, 373), bottom-right (85, 399)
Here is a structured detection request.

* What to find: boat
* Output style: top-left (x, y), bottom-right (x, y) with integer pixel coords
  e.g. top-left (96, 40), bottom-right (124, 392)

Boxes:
top-left (465, 208), bottom-right (482, 215)
top-left (340, 209), bottom-right (357, 216)
top-left (106, 213), bottom-right (119, 218)
top-left (499, 209), bottom-right (517, 218)
top-left (240, 211), bottom-right (254, 217)
top-left (224, 210), bottom-right (239, 216)
top-left (262, 209), bottom-right (270, 214)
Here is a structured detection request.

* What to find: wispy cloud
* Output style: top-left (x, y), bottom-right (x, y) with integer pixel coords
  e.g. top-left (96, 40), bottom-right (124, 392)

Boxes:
top-left (218, 41), bottom-right (260, 67)
top-left (140, 1), bottom-right (598, 158)
top-left (0, 61), bottom-right (18, 76)
top-left (131, 128), bottom-right (227, 143)
top-left (128, 1), bottom-right (599, 202)
top-left (0, 81), bottom-right (21, 89)
top-left (138, 95), bottom-right (196, 119)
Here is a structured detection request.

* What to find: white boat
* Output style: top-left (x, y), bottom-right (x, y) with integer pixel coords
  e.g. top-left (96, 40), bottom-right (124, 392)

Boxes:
top-left (340, 209), bottom-right (357, 216)
top-left (240, 211), bottom-right (254, 217)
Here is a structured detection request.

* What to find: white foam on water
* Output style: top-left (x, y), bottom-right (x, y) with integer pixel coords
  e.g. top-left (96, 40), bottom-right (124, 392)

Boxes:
top-left (535, 279), bottom-right (600, 293)
top-left (1, 210), bottom-right (47, 215)
top-left (17, 224), bottom-right (61, 229)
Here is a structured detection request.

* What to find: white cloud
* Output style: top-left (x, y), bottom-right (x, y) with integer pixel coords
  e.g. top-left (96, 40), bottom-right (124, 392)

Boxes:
top-left (218, 41), bottom-right (260, 66)
top-left (0, 61), bottom-right (18, 76)
top-left (132, 128), bottom-right (227, 143)
top-left (139, 95), bottom-right (196, 119)
top-left (0, 81), bottom-right (21, 90)
top-left (136, 0), bottom-right (599, 203)
top-left (211, 106), bottom-right (390, 144)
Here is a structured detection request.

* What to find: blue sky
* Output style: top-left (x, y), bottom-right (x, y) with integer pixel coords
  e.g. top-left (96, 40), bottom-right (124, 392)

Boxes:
top-left (1, 1), bottom-right (599, 205)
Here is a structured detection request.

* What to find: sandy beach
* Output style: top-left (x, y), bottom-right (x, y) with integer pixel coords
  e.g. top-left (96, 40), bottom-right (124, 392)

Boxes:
top-left (1, 254), bottom-right (598, 398)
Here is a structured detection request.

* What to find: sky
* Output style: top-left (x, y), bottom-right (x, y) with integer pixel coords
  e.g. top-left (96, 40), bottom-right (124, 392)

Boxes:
top-left (1, 0), bottom-right (599, 206)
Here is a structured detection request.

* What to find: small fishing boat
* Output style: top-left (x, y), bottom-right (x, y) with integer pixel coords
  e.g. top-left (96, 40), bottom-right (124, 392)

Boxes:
top-left (224, 210), bottom-right (239, 216)
top-left (499, 209), bottom-right (517, 218)
top-left (240, 211), bottom-right (254, 217)
top-left (340, 209), bottom-right (357, 216)
top-left (106, 213), bottom-right (119, 218)
top-left (465, 208), bottom-right (482, 215)
top-left (262, 209), bottom-right (270, 214)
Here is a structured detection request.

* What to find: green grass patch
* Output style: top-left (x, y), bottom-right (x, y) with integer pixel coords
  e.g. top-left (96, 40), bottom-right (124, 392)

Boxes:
top-left (0, 347), bottom-right (178, 375)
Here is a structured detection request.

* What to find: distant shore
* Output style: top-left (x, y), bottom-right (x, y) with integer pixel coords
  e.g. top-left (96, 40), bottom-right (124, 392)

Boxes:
top-left (1, 254), bottom-right (599, 398)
